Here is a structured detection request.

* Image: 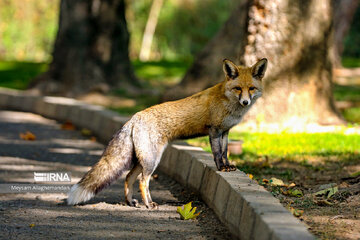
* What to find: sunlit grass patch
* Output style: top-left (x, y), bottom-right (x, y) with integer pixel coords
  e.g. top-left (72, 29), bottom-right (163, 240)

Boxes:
top-left (333, 84), bottom-right (360, 102)
top-left (0, 59), bottom-right (190, 91)
top-left (342, 107), bottom-right (360, 123)
top-left (188, 131), bottom-right (360, 182)
top-left (188, 131), bottom-right (360, 158)
top-left (0, 61), bottom-right (48, 89)
top-left (342, 57), bottom-right (360, 68)
top-left (133, 59), bottom-right (191, 85)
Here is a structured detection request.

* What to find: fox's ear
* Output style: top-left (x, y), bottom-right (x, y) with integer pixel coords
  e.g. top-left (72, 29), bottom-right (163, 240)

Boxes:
top-left (223, 59), bottom-right (239, 80)
top-left (252, 58), bottom-right (268, 80)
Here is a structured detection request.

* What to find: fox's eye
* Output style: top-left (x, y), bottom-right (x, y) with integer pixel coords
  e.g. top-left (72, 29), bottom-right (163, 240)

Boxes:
top-left (234, 87), bottom-right (241, 91)
top-left (249, 87), bottom-right (255, 91)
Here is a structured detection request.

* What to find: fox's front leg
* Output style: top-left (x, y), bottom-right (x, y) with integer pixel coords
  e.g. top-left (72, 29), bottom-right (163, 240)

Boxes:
top-left (221, 130), bottom-right (236, 171)
top-left (209, 128), bottom-right (225, 171)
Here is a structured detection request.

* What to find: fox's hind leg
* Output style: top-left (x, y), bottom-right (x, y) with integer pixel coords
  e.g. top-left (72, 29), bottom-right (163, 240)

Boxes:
top-left (139, 173), bottom-right (158, 209)
top-left (132, 121), bottom-right (167, 209)
top-left (138, 148), bottom-right (166, 209)
top-left (124, 163), bottom-right (142, 207)
top-left (136, 145), bottom-right (166, 209)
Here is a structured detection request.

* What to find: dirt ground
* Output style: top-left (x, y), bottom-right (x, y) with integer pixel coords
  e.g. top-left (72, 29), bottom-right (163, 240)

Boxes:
top-left (0, 111), bottom-right (232, 240)
top-left (245, 156), bottom-right (360, 240)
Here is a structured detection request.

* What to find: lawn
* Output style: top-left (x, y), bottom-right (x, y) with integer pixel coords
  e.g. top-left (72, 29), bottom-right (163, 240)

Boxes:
top-left (0, 61), bottom-right (48, 90)
top-left (342, 57), bottom-right (360, 68)
top-left (0, 59), bottom-right (191, 90)
top-left (132, 59), bottom-right (192, 86)
top-left (187, 132), bottom-right (359, 185)
top-left (333, 84), bottom-right (360, 124)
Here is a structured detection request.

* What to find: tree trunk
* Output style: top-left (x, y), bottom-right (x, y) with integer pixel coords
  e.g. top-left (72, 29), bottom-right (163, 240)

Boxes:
top-left (30, 0), bottom-right (140, 97)
top-left (139, 0), bottom-right (164, 61)
top-left (163, 0), bottom-right (343, 126)
top-left (331, 0), bottom-right (359, 67)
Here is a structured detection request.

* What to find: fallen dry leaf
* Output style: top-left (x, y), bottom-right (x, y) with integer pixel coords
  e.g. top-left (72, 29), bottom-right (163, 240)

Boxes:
top-left (61, 121), bottom-right (75, 130)
top-left (287, 183), bottom-right (296, 188)
top-left (20, 131), bottom-right (36, 141)
top-left (282, 189), bottom-right (303, 197)
top-left (314, 186), bottom-right (338, 199)
top-left (269, 177), bottom-right (284, 186)
top-left (177, 202), bottom-right (201, 220)
top-left (247, 174), bottom-right (254, 180)
top-left (287, 206), bottom-right (304, 217)
top-left (29, 223), bottom-right (35, 228)
top-left (81, 128), bottom-right (92, 136)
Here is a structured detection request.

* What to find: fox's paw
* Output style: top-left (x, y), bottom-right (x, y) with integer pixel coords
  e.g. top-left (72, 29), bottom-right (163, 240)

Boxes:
top-left (220, 166), bottom-right (229, 172)
top-left (220, 165), bottom-right (237, 172)
top-left (127, 199), bottom-right (140, 208)
top-left (228, 165), bottom-right (237, 171)
top-left (146, 202), bottom-right (159, 210)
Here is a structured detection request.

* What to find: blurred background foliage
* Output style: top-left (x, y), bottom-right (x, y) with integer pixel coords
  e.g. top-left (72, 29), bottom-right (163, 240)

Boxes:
top-left (0, 0), bottom-right (359, 71)
top-left (343, 6), bottom-right (360, 59)
top-left (0, 0), bottom-right (59, 62)
top-left (0, 0), bottom-right (359, 63)
top-left (0, 0), bottom-right (237, 62)
top-left (0, 0), bottom-right (359, 123)
top-left (127, 0), bottom-right (237, 60)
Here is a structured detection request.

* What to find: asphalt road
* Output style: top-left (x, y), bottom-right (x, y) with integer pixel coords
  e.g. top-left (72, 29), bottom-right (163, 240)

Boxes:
top-left (0, 110), bottom-right (232, 240)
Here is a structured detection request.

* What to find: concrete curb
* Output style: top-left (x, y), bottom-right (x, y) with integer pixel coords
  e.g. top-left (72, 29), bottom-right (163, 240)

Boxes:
top-left (0, 87), bottom-right (314, 240)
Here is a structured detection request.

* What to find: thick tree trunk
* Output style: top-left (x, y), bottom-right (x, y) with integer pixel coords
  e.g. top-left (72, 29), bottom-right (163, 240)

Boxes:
top-left (30, 0), bottom-right (140, 97)
top-left (163, 0), bottom-right (343, 126)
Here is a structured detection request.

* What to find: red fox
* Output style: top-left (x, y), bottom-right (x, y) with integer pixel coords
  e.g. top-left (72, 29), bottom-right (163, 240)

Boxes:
top-left (67, 58), bottom-right (267, 209)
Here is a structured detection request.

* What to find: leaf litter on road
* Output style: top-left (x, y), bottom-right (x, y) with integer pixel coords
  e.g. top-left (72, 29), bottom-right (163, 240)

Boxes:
top-left (19, 131), bottom-right (36, 141)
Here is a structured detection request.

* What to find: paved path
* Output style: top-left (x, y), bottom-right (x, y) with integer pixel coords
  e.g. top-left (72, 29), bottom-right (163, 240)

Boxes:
top-left (0, 111), bottom-right (232, 240)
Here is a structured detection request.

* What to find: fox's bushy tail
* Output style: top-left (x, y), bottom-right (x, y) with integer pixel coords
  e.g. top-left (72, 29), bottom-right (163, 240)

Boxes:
top-left (67, 121), bottom-right (135, 205)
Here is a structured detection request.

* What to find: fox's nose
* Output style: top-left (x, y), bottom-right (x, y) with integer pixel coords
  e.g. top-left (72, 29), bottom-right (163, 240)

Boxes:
top-left (242, 100), bottom-right (248, 106)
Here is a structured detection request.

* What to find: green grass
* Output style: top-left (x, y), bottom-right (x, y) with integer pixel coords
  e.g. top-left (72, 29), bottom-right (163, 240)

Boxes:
top-left (187, 131), bottom-right (360, 181)
top-left (342, 57), bottom-right (360, 68)
top-left (333, 84), bottom-right (360, 123)
top-left (333, 84), bottom-right (360, 102)
top-left (188, 132), bottom-right (360, 158)
top-left (0, 61), bottom-right (48, 89)
top-left (133, 59), bottom-right (191, 85)
top-left (343, 107), bottom-right (360, 123)
top-left (0, 59), bottom-right (190, 90)
top-left (234, 132), bottom-right (360, 157)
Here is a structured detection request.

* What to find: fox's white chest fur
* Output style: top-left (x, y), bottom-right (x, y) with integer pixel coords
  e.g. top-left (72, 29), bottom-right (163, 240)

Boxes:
top-left (222, 114), bottom-right (243, 130)
top-left (221, 104), bottom-right (251, 130)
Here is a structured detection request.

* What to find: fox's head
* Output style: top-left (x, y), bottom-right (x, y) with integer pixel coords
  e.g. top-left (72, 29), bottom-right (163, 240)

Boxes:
top-left (222, 58), bottom-right (267, 107)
